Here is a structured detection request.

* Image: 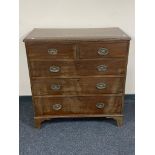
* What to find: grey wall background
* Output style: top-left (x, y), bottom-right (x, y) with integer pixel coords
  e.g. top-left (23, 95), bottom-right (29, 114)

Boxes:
top-left (19, 0), bottom-right (135, 95)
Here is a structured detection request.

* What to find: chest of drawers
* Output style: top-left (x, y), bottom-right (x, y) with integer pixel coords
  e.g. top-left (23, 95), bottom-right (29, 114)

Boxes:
top-left (23, 28), bottom-right (130, 128)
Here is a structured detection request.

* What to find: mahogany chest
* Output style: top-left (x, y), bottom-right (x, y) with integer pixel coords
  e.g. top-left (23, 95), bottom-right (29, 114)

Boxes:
top-left (23, 28), bottom-right (130, 128)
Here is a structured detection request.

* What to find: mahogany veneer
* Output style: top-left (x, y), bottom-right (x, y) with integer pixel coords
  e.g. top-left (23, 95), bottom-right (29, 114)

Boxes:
top-left (24, 28), bottom-right (130, 128)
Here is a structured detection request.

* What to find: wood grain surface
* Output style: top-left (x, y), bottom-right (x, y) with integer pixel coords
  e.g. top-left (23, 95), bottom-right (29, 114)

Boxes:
top-left (33, 96), bottom-right (122, 116)
top-left (32, 77), bottom-right (124, 95)
top-left (29, 59), bottom-right (127, 77)
top-left (23, 27), bottom-right (130, 42)
top-left (23, 28), bottom-right (130, 128)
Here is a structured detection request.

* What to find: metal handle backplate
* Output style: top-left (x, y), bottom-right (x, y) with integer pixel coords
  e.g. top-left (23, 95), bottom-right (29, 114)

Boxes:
top-left (98, 48), bottom-right (109, 56)
top-left (51, 84), bottom-right (61, 91)
top-left (97, 65), bottom-right (108, 72)
top-left (52, 104), bottom-right (62, 111)
top-left (96, 103), bottom-right (105, 109)
top-left (49, 66), bottom-right (60, 73)
top-left (48, 48), bottom-right (58, 55)
top-left (96, 82), bottom-right (106, 89)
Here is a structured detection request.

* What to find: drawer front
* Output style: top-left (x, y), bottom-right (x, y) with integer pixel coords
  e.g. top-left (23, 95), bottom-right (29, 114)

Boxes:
top-left (27, 42), bottom-right (76, 60)
top-left (30, 59), bottom-right (126, 77)
top-left (32, 77), bottom-right (124, 95)
top-left (34, 96), bottom-right (122, 116)
top-left (79, 42), bottom-right (129, 59)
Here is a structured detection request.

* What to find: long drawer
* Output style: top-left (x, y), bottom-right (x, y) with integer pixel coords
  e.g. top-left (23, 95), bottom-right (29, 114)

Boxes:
top-left (32, 77), bottom-right (124, 95)
top-left (29, 59), bottom-right (126, 77)
top-left (33, 96), bottom-right (123, 116)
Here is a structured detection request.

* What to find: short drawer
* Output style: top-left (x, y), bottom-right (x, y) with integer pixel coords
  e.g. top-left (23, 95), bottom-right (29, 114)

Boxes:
top-left (30, 59), bottom-right (126, 77)
top-left (26, 42), bottom-right (76, 60)
top-left (33, 96), bottom-right (122, 116)
top-left (32, 77), bottom-right (124, 95)
top-left (79, 42), bottom-right (129, 59)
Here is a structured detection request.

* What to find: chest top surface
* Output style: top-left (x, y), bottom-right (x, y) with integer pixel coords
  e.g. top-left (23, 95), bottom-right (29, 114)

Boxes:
top-left (23, 27), bottom-right (130, 42)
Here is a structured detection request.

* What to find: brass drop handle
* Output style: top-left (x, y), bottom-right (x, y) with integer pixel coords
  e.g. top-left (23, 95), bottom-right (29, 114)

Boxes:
top-left (96, 103), bottom-right (105, 109)
top-left (98, 48), bottom-right (109, 56)
top-left (51, 84), bottom-right (61, 91)
top-left (52, 104), bottom-right (62, 111)
top-left (49, 65), bottom-right (60, 73)
top-left (48, 48), bottom-right (58, 55)
top-left (96, 82), bottom-right (106, 90)
top-left (97, 65), bottom-right (108, 72)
